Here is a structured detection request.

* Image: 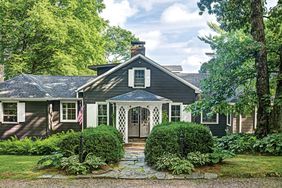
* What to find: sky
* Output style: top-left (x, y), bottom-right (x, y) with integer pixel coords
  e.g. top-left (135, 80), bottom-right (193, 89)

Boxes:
top-left (101, 0), bottom-right (278, 73)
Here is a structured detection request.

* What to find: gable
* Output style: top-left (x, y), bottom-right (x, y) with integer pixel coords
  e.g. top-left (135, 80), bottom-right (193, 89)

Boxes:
top-left (77, 54), bottom-right (201, 93)
top-left (82, 56), bottom-right (199, 104)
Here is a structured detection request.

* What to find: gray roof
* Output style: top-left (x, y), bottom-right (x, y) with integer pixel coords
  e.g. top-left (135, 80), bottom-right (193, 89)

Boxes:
top-left (108, 90), bottom-right (171, 102)
top-left (163, 65), bottom-right (183, 72)
top-left (0, 74), bottom-right (96, 99)
top-left (175, 73), bottom-right (206, 88)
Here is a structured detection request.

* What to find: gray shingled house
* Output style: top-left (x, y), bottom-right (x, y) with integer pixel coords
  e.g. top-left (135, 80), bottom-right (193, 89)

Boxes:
top-left (0, 42), bottom-right (254, 142)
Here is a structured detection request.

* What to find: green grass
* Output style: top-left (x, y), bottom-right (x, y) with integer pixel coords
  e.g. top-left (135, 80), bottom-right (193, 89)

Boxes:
top-left (196, 155), bottom-right (282, 178)
top-left (0, 155), bottom-right (56, 179)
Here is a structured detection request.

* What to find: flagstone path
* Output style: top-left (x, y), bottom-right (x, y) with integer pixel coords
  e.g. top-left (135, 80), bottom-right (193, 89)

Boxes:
top-left (39, 142), bottom-right (218, 180)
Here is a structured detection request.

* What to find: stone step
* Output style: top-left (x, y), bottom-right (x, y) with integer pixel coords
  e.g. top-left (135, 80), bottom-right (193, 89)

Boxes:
top-left (125, 142), bottom-right (146, 147)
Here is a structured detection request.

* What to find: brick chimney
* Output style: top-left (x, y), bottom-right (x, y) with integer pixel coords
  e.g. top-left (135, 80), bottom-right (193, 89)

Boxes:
top-left (131, 41), bottom-right (146, 57)
top-left (0, 65), bottom-right (4, 82)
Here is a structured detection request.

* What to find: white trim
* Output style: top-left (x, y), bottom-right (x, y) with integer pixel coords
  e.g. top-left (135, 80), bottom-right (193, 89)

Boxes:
top-left (60, 101), bottom-right (78, 123)
top-left (201, 111), bottom-right (219, 124)
top-left (0, 98), bottom-right (82, 101)
top-left (239, 114), bottom-right (242, 133)
top-left (76, 54), bottom-right (201, 93)
top-left (254, 107), bottom-right (257, 129)
top-left (107, 100), bottom-right (170, 103)
top-left (226, 113), bottom-right (232, 126)
top-left (96, 102), bottom-right (110, 125)
top-left (169, 103), bottom-right (182, 122)
top-left (2, 101), bottom-right (19, 124)
top-left (131, 67), bottom-right (147, 88)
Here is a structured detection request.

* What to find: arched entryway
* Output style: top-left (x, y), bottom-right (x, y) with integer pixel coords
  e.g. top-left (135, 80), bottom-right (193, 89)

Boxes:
top-left (128, 107), bottom-right (150, 138)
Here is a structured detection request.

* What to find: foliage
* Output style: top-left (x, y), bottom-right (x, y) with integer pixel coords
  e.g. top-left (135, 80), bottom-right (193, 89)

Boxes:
top-left (84, 154), bottom-right (106, 171)
top-left (0, 131), bottom-right (74, 155)
top-left (145, 122), bottom-right (213, 165)
top-left (254, 133), bottom-right (282, 155)
top-left (60, 155), bottom-right (88, 175)
top-left (37, 153), bottom-right (64, 169)
top-left (155, 153), bottom-right (194, 175)
top-left (215, 133), bottom-right (257, 154)
top-left (209, 148), bottom-right (235, 164)
top-left (104, 26), bottom-right (138, 64)
top-left (58, 126), bottom-right (124, 163)
top-left (186, 152), bottom-right (210, 167)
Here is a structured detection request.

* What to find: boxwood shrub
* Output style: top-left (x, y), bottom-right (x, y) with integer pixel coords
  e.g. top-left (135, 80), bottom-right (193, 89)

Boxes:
top-left (145, 122), bottom-right (213, 165)
top-left (58, 125), bottom-right (124, 163)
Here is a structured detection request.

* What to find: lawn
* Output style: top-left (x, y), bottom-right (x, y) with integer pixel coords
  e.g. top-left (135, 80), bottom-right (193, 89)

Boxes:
top-left (196, 154), bottom-right (282, 178)
top-left (0, 155), bottom-right (56, 179)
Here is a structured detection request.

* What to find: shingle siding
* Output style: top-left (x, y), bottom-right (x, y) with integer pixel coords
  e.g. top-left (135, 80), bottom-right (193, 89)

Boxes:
top-left (0, 101), bottom-right (48, 139)
top-left (84, 57), bottom-right (197, 104)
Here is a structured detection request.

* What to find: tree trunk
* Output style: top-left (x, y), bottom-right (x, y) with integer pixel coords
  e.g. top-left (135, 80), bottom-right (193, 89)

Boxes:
top-left (271, 46), bottom-right (282, 132)
top-left (250, 0), bottom-right (271, 137)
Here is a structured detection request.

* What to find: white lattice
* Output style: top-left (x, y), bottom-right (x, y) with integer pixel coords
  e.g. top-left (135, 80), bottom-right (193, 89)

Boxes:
top-left (153, 107), bottom-right (160, 126)
top-left (118, 106), bottom-right (126, 142)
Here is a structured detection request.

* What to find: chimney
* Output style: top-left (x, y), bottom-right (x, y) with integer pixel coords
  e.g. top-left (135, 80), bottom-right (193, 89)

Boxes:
top-left (0, 64), bottom-right (4, 82)
top-left (131, 41), bottom-right (146, 57)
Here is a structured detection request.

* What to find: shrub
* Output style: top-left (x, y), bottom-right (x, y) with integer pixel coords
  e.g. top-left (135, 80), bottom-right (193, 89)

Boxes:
top-left (155, 153), bottom-right (194, 175)
top-left (254, 133), bottom-right (282, 155)
top-left (37, 153), bottom-right (64, 169)
top-left (145, 122), bottom-right (213, 165)
top-left (215, 133), bottom-right (257, 154)
top-left (84, 154), bottom-right (106, 171)
top-left (58, 126), bottom-right (124, 163)
top-left (208, 148), bottom-right (235, 164)
top-left (61, 155), bottom-right (88, 175)
top-left (186, 152), bottom-right (210, 167)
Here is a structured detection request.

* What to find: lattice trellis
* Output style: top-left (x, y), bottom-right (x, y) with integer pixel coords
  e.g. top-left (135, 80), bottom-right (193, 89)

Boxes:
top-left (153, 107), bottom-right (160, 126)
top-left (118, 106), bottom-right (126, 142)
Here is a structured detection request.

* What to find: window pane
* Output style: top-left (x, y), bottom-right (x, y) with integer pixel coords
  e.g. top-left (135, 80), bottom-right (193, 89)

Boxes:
top-left (62, 102), bottom-right (76, 120)
top-left (202, 110), bottom-right (217, 123)
top-left (67, 108), bottom-right (76, 120)
top-left (98, 104), bottom-right (107, 125)
top-left (3, 103), bottom-right (17, 122)
top-left (171, 105), bottom-right (181, 122)
top-left (134, 70), bottom-right (145, 87)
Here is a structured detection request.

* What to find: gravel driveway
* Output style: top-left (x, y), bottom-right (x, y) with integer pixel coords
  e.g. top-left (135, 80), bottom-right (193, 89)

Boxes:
top-left (0, 178), bottom-right (281, 188)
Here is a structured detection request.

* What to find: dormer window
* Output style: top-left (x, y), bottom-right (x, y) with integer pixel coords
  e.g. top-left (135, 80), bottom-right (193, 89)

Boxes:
top-left (134, 69), bottom-right (145, 87)
top-left (128, 68), bottom-right (151, 88)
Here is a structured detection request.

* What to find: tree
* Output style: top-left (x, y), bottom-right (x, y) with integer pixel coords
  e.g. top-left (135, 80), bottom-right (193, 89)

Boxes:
top-left (197, 0), bottom-right (276, 136)
top-left (104, 26), bottom-right (138, 64)
top-left (0, 0), bottom-right (107, 79)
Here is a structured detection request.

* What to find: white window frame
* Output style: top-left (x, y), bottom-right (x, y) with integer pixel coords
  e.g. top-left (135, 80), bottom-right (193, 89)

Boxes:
top-left (227, 113), bottom-right (232, 126)
top-left (60, 101), bottom-right (78, 123)
top-left (169, 103), bottom-right (183, 122)
top-left (2, 101), bottom-right (18, 124)
top-left (201, 111), bottom-right (219, 124)
top-left (132, 67), bottom-right (146, 88)
top-left (96, 102), bottom-right (109, 125)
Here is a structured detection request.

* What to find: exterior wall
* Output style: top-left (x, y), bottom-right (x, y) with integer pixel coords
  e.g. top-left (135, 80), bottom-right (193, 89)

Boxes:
top-left (195, 114), bottom-right (228, 137)
top-left (83, 57), bottom-right (197, 104)
top-left (232, 114), bottom-right (255, 133)
top-left (0, 101), bottom-right (48, 139)
top-left (50, 101), bottom-right (81, 133)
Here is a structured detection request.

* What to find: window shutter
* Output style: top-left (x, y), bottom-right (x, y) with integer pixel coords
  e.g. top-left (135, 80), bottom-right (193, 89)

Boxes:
top-left (0, 102), bottom-right (2, 122)
top-left (145, 69), bottom-right (151, 87)
top-left (181, 105), bottom-right (191, 122)
top-left (87, 103), bottom-right (97, 128)
top-left (128, 69), bottom-right (134, 87)
top-left (18, 102), bottom-right (26, 122)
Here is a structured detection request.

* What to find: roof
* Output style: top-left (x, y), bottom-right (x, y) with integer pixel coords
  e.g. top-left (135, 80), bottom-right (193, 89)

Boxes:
top-left (88, 64), bottom-right (119, 71)
top-left (0, 74), bottom-right (96, 99)
top-left (163, 65), bottom-right (183, 72)
top-left (107, 90), bottom-right (171, 102)
top-left (175, 73), bottom-right (206, 88)
top-left (78, 54), bottom-right (201, 93)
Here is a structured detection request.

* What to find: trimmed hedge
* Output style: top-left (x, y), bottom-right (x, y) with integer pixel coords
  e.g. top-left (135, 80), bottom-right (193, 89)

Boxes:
top-left (145, 122), bottom-right (213, 165)
top-left (58, 125), bottom-right (124, 163)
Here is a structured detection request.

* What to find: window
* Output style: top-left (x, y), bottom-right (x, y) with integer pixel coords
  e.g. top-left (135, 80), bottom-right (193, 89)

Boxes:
top-left (3, 103), bottom-right (17, 123)
top-left (61, 102), bottom-right (77, 122)
top-left (201, 110), bottom-right (219, 124)
top-left (227, 114), bottom-right (232, 126)
top-left (171, 104), bottom-right (181, 122)
top-left (134, 69), bottom-right (145, 87)
top-left (98, 104), bottom-right (108, 125)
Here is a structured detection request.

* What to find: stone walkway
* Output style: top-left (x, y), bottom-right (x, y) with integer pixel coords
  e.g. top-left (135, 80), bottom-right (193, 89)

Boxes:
top-left (39, 144), bottom-right (217, 180)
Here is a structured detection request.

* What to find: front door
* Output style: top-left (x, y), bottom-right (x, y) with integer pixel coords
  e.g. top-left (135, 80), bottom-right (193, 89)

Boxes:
top-left (128, 107), bottom-right (150, 138)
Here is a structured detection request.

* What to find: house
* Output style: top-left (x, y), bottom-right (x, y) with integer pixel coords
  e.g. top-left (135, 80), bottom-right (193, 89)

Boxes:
top-left (0, 41), bottom-right (253, 142)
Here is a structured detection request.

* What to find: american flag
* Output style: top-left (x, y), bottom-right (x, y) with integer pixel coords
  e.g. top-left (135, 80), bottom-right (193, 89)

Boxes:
top-left (77, 104), bottom-right (84, 127)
